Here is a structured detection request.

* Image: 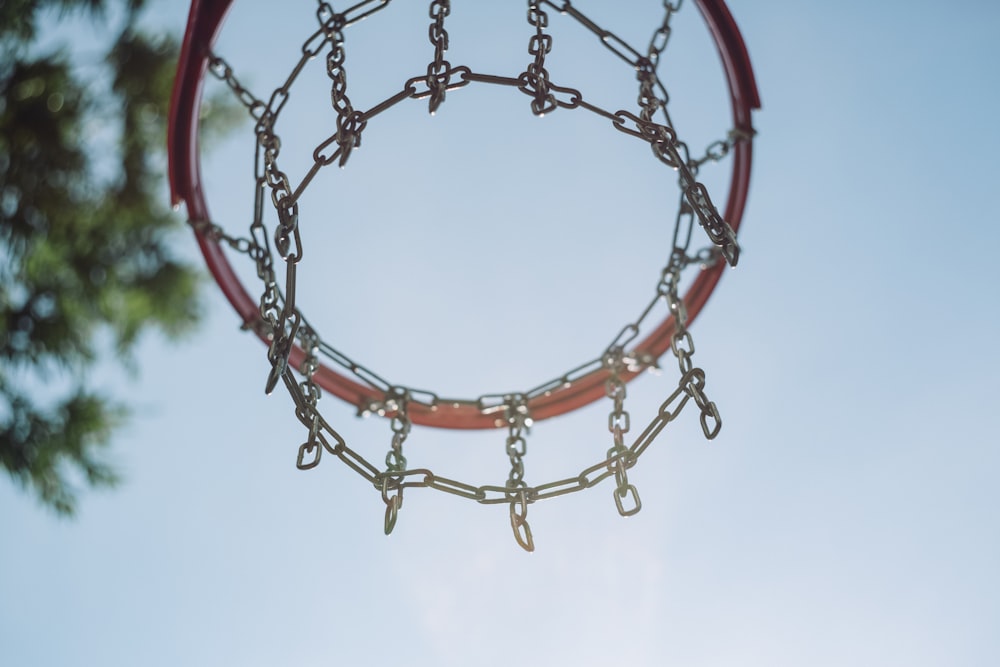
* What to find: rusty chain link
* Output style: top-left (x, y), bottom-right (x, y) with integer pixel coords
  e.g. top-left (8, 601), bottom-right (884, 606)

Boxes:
top-left (380, 386), bottom-right (411, 534)
top-left (426, 0), bottom-right (451, 113)
top-left (523, 1), bottom-right (557, 116)
top-left (322, 11), bottom-right (364, 166)
top-left (198, 0), bottom-right (745, 550)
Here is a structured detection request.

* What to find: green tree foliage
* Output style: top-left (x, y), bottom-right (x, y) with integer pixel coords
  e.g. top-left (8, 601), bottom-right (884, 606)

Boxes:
top-left (1, 0), bottom-right (202, 514)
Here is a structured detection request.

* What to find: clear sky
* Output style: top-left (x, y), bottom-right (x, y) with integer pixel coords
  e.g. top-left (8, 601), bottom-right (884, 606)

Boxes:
top-left (3, 1), bottom-right (999, 666)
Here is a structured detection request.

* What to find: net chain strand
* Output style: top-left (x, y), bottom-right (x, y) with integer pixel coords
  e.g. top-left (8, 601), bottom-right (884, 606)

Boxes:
top-left (199, 0), bottom-right (745, 551)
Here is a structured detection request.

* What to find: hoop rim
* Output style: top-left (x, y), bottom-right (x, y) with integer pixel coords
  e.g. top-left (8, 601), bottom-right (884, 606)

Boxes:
top-left (168, 0), bottom-right (761, 429)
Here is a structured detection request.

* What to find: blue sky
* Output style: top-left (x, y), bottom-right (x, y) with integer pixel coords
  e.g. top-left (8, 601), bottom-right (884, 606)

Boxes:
top-left (2, 1), bottom-right (999, 666)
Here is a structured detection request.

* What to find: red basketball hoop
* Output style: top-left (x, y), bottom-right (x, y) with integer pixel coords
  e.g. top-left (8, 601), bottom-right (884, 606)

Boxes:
top-left (168, 0), bottom-right (760, 550)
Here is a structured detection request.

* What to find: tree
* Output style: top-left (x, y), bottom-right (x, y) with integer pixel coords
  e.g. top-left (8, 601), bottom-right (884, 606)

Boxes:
top-left (1, 0), bottom-right (202, 514)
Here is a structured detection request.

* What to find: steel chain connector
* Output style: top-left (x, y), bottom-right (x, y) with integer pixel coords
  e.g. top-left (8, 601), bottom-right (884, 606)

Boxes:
top-left (324, 19), bottom-right (365, 166)
top-left (682, 370), bottom-right (722, 440)
top-left (647, 0), bottom-right (683, 67)
top-left (295, 325), bottom-right (324, 469)
top-left (509, 489), bottom-right (534, 552)
top-left (380, 387), bottom-right (411, 535)
top-left (503, 394), bottom-right (534, 550)
top-left (604, 349), bottom-right (641, 517)
top-left (426, 0), bottom-right (451, 114)
top-left (523, 1), bottom-right (557, 116)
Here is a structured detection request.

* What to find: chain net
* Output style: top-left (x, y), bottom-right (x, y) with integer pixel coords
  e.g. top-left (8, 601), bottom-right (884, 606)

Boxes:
top-left (197, 0), bottom-right (747, 551)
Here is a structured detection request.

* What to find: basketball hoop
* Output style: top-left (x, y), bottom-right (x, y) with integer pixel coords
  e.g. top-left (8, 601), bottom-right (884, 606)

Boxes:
top-left (168, 0), bottom-right (760, 550)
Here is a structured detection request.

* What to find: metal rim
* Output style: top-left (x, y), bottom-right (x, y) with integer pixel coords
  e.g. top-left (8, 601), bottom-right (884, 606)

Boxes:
top-left (168, 0), bottom-right (760, 429)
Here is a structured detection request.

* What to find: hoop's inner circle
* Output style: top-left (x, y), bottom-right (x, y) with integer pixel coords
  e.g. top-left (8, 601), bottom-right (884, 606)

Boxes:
top-left (296, 95), bottom-right (670, 389)
top-left (169, 0), bottom-right (760, 429)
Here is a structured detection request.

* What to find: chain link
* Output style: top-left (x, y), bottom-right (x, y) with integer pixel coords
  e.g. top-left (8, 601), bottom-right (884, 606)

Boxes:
top-left (208, 55), bottom-right (267, 119)
top-left (503, 395), bottom-right (534, 550)
top-left (294, 325), bottom-right (324, 469)
top-left (198, 0), bottom-right (746, 550)
top-left (380, 386), bottom-right (411, 534)
top-left (604, 348), bottom-right (640, 516)
top-left (540, 0), bottom-right (643, 67)
top-left (523, 2), bottom-right (557, 116)
top-left (323, 15), bottom-right (364, 167)
top-left (647, 0), bottom-right (683, 68)
top-left (542, 0), bottom-right (740, 265)
top-left (426, 0), bottom-right (451, 114)
top-left (317, 0), bottom-right (393, 29)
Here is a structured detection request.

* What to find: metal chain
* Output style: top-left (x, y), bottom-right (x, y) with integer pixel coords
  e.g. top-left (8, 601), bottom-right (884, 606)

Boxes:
top-left (690, 127), bottom-right (756, 171)
top-left (316, 0), bottom-right (394, 29)
top-left (504, 395), bottom-right (533, 551)
top-left (380, 387), bottom-right (411, 534)
top-left (426, 0), bottom-right (451, 114)
top-left (523, 1), bottom-right (557, 116)
top-left (206, 65), bottom-right (732, 406)
top-left (541, 0), bottom-right (740, 265)
top-left (636, 1), bottom-right (683, 164)
top-left (322, 10), bottom-right (365, 166)
top-left (647, 1), bottom-right (683, 69)
top-left (539, 0), bottom-right (643, 68)
top-left (199, 54), bottom-right (281, 339)
top-left (294, 325), bottom-right (324, 469)
top-left (199, 0), bottom-right (747, 549)
top-left (289, 368), bottom-right (712, 518)
top-left (604, 348), bottom-right (640, 516)
top-left (637, 57), bottom-right (671, 166)
top-left (208, 55), bottom-right (267, 120)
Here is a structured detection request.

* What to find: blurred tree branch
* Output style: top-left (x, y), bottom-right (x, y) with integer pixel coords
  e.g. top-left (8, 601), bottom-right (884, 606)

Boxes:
top-left (1, 0), bottom-right (218, 514)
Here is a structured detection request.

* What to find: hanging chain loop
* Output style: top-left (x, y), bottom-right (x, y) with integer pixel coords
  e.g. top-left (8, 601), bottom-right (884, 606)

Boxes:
top-left (522, 1), bottom-right (557, 116)
top-left (380, 386), bottom-right (411, 534)
top-left (323, 18), bottom-right (364, 166)
top-left (604, 348), bottom-right (641, 516)
top-left (426, 0), bottom-right (452, 113)
top-left (503, 395), bottom-right (534, 550)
